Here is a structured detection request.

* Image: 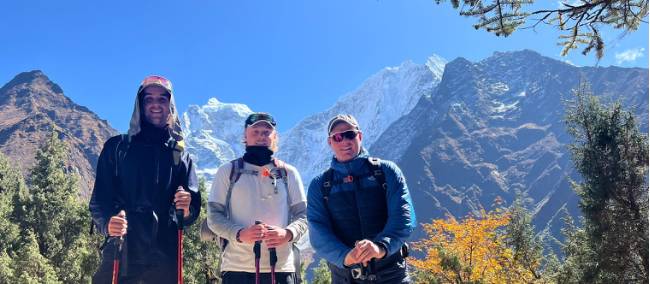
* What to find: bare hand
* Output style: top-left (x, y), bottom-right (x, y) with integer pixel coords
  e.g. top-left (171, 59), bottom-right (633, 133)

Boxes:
top-left (174, 186), bottom-right (191, 218)
top-left (344, 249), bottom-right (360, 267)
top-left (108, 210), bottom-right (127, 237)
top-left (238, 223), bottom-right (268, 244)
top-left (344, 239), bottom-right (386, 266)
top-left (355, 239), bottom-right (386, 266)
top-left (263, 225), bottom-right (293, 248)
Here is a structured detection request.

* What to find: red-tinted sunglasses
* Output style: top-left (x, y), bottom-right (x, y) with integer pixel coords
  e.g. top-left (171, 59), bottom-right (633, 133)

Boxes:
top-left (329, 130), bottom-right (359, 142)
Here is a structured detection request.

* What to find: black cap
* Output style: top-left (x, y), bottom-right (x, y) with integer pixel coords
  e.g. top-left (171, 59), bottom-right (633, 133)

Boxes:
top-left (245, 112), bottom-right (277, 128)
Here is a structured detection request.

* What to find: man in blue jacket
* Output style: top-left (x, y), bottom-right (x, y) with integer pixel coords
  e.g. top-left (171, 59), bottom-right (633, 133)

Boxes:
top-left (307, 114), bottom-right (416, 283)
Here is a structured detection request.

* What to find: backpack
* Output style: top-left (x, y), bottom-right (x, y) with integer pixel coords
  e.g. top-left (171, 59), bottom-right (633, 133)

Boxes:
top-left (199, 157), bottom-right (290, 244)
top-left (90, 134), bottom-right (184, 236)
top-left (320, 157), bottom-right (410, 258)
top-left (321, 157), bottom-right (387, 203)
top-left (200, 158), bottom-right (302, 283)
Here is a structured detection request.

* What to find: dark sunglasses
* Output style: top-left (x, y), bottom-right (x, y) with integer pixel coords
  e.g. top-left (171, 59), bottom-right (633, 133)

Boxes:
top-left (329, 130), bottom-right (359, 142)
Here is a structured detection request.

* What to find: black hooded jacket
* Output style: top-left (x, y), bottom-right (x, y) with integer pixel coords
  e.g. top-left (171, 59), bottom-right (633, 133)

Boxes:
top-left (89, 82), bottom-right (200, 266)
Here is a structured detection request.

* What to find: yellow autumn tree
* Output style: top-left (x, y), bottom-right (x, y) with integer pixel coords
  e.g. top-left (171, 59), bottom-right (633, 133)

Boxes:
top-left (411, 208), bottom-right (544, 284)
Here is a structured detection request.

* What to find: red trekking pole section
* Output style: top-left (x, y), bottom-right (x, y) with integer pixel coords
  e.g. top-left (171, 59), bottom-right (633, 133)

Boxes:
top-left (111, 210), bottom-right (126, 284)
top-left (177, 228), bottom-right (183, 284)
top-left (111, 239), bottom-right (121, 284)
top-left (175, 189), bottom-right (185, 284)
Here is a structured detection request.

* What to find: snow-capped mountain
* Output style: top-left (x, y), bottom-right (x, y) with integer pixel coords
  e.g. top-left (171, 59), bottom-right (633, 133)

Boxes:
top-left (370, 50), bottom-right (648, 243)
top-left (182, 98), bottom-right (253, 181)
top-left (276, 54), bottom-right (447, 185)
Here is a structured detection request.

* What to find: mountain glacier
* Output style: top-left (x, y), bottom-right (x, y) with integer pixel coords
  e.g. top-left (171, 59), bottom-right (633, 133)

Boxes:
top-left (276, 55), bottom-right (447, 184)
top-left (182, 98), bottom-right (253, 181)
top-left (183, 54), bottom-right (447, 185)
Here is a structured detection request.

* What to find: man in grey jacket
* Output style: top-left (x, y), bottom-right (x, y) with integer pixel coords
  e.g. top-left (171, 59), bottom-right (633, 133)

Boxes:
top-left (207, 112), bottom-right (307, 284)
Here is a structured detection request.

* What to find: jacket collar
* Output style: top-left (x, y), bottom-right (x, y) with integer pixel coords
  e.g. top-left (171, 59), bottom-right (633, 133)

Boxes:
top-left (329, 147), bottom-right (369, 175)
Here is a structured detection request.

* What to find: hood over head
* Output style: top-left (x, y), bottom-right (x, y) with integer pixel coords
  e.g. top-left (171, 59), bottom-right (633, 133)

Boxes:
top-left (127, 75), bottom-right (184, 142)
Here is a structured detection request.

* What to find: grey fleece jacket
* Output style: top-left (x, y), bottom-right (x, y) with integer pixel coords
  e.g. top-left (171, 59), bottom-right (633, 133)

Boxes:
top-left (207, 160), bottom-right (307, 273)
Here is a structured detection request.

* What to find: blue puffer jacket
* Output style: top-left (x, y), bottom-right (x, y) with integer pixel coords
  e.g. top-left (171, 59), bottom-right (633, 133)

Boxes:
top-left (307, 148), bottom-right (416, 268)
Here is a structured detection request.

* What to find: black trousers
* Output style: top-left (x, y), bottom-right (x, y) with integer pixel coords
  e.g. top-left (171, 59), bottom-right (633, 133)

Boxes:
top-left (93, 261), bottom-right (177, 284)
top-left (221, 271), bottom-right (296, 284)
top-left (92, 241), bottom-right (177, 284)
top-left (328, 253), bottom-right (410, 284)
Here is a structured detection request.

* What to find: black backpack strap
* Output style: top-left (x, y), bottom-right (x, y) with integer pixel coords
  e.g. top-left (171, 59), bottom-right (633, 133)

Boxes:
top-left (113, 134), bottom-right (130, 177)
top-left (321, 168), bottom-right (335, 203)
top-left (272, 159), bottom-right (290, 189)
top-left (367, 157), bottom-right (387, 190)
top-left (272, 159), bottom-right (292, 218)
top-left (224, 158), bottom-right (244, 219)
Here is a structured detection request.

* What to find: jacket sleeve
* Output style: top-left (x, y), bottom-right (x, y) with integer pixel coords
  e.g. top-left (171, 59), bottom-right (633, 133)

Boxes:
top-left (307, 175), bottom-right (351, 268)
top-left (88, 137), bottom-right (121, 237)
top-left (372, 161), bottom-right (416, 256)
top-left (285, 165), bottom-right (307, 243)
top-left (207, 164), bottom-right (244, 242)
top-left (182, 153), bottom-right (201, 226)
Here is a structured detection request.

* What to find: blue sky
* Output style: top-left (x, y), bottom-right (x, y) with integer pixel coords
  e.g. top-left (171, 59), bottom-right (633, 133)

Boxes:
top-left (1, 0), bottom-right (647, 132)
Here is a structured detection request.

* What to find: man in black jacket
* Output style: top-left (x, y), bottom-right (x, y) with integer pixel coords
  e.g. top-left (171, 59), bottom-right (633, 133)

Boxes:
top-left (90, 75), bottom-right (201, 283)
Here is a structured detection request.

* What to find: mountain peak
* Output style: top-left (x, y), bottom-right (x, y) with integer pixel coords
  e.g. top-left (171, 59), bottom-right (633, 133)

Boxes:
top-left (0, 71), bottom-right (117, 199)
top-left (426, 54), bottom-right (447, 76)
top-left (1, 70), bottom-right (63, 94)
top-left (207, 97), bottom-right (221, 105)
top-left (481, 50), bottom-right (559, 68)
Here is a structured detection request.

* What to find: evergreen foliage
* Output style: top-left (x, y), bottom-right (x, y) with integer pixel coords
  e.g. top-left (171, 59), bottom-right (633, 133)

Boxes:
top-left (563, 82), bottom-right (649, 283)
top-left (436, 0), bottom-right (648, 58)
top-left (182, 177), bottom-right (222, 284)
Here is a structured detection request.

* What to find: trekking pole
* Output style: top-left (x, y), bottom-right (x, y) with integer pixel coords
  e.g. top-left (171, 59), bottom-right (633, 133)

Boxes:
top-left (175, 188), bottom-right (185, 284)
top-left (367, 259), bottom-right (377, 282)
top-left (269, 245), bottom-right (277, 284)
top-left (111, 210), bottom-right (126, 284)
top-left (111, 236), bottom-right (124, 284)
top-left (254, 221), bottom-right (262, 284)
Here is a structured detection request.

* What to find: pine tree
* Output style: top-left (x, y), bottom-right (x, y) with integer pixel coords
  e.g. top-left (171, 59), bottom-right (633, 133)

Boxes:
top-left (436, 0), bottom-right (648, 58)
top-left (564, 82), bottom-right (649, 282)
top-left (182, 178), bottom-right (222, 283)
top-left (554, 215), bottom-right (599, 284)
top-left (503, 198), bottom-right (544, 281)
top-left (18, 130), bottom-right (99, 283)
top-left (0, 152), bottom-right (27, 277)
top-left (311, 258), bottom-right (332, 284)
top-left (11, 230), bottom-right (60, 284)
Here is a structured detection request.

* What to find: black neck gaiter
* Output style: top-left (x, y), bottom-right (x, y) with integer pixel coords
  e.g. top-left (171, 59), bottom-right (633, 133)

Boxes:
top-left (139, 120), bottom-right (170, 144)
top-left (243, 146), bottom-right (274, 166)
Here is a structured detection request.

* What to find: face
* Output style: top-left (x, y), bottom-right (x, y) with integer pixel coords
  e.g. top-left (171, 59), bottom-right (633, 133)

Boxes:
top-left (328, 122), bottom-right (362, 162)
top-left (245, 123), bottom-right (277, 149)
top-left (141, 86), bottom-right (171, 128)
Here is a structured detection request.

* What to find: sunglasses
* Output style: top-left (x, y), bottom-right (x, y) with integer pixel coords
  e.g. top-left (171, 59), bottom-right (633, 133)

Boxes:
top-left (329, 130), bottom-right (359, 142)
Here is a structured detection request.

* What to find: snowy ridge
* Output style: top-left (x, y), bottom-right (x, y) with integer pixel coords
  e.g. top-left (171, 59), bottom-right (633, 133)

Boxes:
top-left (276, 54), bottom-right (446, 185)
top-left (182, 98), bottom-right (253, 182)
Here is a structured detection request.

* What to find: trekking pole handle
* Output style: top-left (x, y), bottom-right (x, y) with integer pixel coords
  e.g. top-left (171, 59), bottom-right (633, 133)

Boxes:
top-left (253, 221), bottom-right (263, 258)
top-left (175, 187), bottom-right (185, 228)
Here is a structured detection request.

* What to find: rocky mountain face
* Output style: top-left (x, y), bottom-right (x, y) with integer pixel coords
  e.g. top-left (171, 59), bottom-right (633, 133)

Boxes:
top-left (275, 55), bottom-right (446, 184)
top-left (0, 71), bottom-right (117, 198)
top-left (370, 50), bottom-right (648, 240)
top-left (182, 55), bottom-right (447, 186)
top-left (181, 98), bottom-right (253, 182)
